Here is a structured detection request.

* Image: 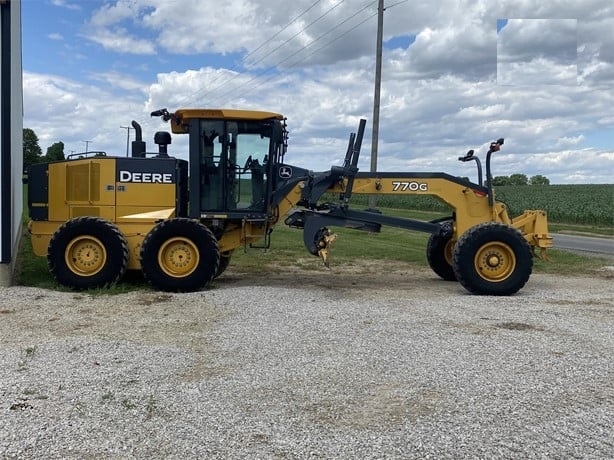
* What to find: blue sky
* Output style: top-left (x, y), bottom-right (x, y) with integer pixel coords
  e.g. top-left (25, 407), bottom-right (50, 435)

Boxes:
top-left (21, 0), bottom-right (614, 184)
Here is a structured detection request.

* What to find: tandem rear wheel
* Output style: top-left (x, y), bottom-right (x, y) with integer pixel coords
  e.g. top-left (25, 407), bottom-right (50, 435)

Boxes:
top-left (47, 216), bottom-right (129, 290)
top-left (215, 250), bottom-right (233, 279)
top-left (139, 218), bottom-right (220, 292)
top-left (452, 222), bottom-right (533, 296)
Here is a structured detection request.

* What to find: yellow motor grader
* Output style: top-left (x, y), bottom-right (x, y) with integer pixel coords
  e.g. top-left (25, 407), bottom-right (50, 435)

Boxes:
top-left (27, 108), bottom-right (551, 295)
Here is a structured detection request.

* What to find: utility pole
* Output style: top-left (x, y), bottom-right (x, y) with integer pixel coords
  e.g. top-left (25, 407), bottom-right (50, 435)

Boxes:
top-left (82, 140), bottom-right (93, 153)
top-left (120, 125), bottom-right (133, 156)
top-left (369, 0), bottom-right (384, 210)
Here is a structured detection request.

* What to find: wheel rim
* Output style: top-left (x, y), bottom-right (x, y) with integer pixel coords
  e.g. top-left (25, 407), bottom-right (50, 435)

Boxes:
top-left (65, 235), bottom-right (107, 276)
top-left (157, 237), bottom-right (199, 278)
top-left (474, 241), bottom-right (516, 282)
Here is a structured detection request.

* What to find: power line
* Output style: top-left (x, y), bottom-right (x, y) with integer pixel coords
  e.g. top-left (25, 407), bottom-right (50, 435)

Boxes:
top-left (194, 0), bottom-right (347, 106)
top-left (215, 0), bottom-right (408, 110)
top-left (281, 2), bottom-right (376, 67)
top-left (208, 4), bottom-right (377, 106)
top-left (168, 0), bottom-right (388, 109)
top-left (175, 0), bottom-right (336, 107)
top-left (242, 0), bottom-right (346, 70)
top-left (237, 12), bottom-right (378, 104)
top-left (244, 0), bottom-right (325, 64)
top-left (385, 0), bottom-right (409, 9)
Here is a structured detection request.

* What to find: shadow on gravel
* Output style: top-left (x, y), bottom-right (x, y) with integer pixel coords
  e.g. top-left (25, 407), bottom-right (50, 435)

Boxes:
top-left (495, 322), bottom-right (544, 331)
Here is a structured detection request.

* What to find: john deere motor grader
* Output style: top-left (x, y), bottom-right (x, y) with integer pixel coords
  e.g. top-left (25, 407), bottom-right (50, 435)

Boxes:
top-left (27, 108), bottom-right (552, 295)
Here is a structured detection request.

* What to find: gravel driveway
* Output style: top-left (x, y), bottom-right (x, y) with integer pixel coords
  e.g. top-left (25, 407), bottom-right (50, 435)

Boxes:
top-left (1, 264), bottom-right (613, 459)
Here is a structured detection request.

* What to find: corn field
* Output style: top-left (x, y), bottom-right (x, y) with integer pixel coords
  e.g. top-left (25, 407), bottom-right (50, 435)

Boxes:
top-left (494, 185), bottom-right (613, 226)
top-left (343, 184), bottom-right (614, 226)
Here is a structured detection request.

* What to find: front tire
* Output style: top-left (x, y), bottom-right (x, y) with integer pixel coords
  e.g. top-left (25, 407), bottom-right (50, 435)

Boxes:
top-left (140, 218), bottom-right (220, 292)
top-left (47, 217), bottom-right (128, 290)
top-left (452, 223), bottom-right (532, 295)
top-left (426, 221), bottom-right (456, 281)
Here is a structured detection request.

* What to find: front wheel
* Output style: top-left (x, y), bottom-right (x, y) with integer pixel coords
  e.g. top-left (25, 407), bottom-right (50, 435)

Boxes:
top-left (426, 221), bottom-right (456, 281)
top-left (140, 218), bottom-right (220, 292)
top-left (452, 223), bottom-right (532, 295)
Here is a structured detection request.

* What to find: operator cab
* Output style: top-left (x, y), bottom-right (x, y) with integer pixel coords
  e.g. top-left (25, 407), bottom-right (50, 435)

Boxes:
top-left (154, 108), bottom-right (287, 220)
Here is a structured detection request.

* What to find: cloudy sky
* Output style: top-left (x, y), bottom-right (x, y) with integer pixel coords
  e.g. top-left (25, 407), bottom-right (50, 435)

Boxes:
top-left (22, 0), bottom-right (614, 184)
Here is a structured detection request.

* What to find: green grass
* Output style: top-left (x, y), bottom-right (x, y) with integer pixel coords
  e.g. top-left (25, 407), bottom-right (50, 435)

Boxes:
top-left (548, 222), bottom-right (612, 237)
top-left (231, 222), bottom-right (612, 278)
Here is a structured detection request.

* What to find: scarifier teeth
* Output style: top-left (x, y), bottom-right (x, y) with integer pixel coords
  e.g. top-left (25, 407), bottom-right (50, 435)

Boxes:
top-left (317, 232), bottom-right (337, 269)
top-left (539, 248), bottom-right (551, 262)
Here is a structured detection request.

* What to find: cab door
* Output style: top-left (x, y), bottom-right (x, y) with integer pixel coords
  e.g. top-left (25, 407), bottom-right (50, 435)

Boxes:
top-left (189, 118), bottom-right (274, 217)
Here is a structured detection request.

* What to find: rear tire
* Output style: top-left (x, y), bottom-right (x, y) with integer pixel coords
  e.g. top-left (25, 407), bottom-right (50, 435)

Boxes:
top-left (426, 221), bottom-right (456, 281)
top-left (47, 217), bottom-right (128, 290)
top-left (140, 218), bottom-right (220, 292)
top-left (214, 251), bottom-right (233, 279)
top-left (452, 222), bottom-right (532, 296)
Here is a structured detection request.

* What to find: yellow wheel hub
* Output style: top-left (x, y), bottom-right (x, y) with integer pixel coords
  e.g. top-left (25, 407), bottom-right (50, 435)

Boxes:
top-left (474, 242), bottom-right (516, 282)
top-left (65, 236), bottom-right (106, 276)
top-left (158, 237), bottom-right (199, 277)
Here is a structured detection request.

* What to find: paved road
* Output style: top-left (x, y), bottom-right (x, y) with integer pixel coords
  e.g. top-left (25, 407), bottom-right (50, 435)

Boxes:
top-left (552, 233), bottom-right (614, 257)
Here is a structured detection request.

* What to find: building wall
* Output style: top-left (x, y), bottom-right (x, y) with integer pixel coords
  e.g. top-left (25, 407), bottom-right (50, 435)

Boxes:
top-left (0, 0), bottom-right (23, 286)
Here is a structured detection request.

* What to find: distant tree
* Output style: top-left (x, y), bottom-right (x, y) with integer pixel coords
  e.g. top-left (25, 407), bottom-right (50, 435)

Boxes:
top-left (508, 173), bottom-right (529, 186)
top-left (529, 174), bottom-right (550, 185)
top-left (492, 176), bottom-right (510, 186)
top-left (44, 141), bottom-right (65, 162)
top-left (23, 128), bottom-right (43, 171)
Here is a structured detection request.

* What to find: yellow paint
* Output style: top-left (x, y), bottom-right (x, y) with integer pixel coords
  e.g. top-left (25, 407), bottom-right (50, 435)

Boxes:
top-left (170, 108), bottom-right (284, 133)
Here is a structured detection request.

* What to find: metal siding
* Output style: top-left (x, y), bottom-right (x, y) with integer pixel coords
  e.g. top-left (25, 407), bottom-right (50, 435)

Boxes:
top-left (0, 0), bottom-right (22, 265)
top-left (0, 0), bottom-right (10, 262)
top-left (10, 0), bottom-right (22, 264)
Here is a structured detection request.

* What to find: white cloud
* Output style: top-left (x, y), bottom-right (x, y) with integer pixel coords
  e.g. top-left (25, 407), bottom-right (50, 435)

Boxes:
top-left (50, 0), bottom-right (81, 11)
top-left (498, 58), bottom-right (578, 85)
top-left (88, 1), bottom-right (135, 28)
top-left (23, 72), bottom-right (149, 156)
top-left (89, 71), bottom-right (151, 93)
top-left (83, 1), bottom-right (156, 54)
top-left (555, 135), bottom-right (584, 147)
top-left (497, 19), bottom-right (577, 64)
top-left (82, 27), bottom-right (157, 55)
top-left (497, 19), bottom-right (578, 85)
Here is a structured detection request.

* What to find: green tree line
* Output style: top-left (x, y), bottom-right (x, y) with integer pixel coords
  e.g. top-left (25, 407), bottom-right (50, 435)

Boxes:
top-left (491, 174), bottom-right (550, 185)
top-left (23, 128), bottom-right (65, 172)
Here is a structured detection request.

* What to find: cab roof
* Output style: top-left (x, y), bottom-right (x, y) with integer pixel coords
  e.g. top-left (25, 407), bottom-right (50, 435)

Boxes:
top-left (170, 108), bottom-right (285, 133)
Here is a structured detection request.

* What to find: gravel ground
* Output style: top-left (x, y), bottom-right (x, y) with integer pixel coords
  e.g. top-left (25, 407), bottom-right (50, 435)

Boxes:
top-left (1, 264), bottom-right (613, 459)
